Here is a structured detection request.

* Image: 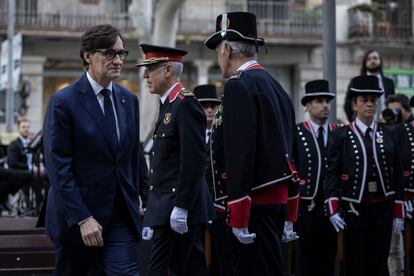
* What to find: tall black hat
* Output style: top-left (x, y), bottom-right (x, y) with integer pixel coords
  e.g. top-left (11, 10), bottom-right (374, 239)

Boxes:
top-left (204, 12), bottom-right (265, 50)
top-left (193, 84), bottom-right (221, 104)
top-left (136, 44), bottom-right (187, 67)
top-left (301, 79), bottom-right (335, 106)
top-left (348, 75), bottom-right (384, 97)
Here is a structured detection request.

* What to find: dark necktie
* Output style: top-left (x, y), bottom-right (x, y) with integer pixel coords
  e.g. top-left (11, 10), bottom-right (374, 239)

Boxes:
top-left (101, 89), bottom-right (119, 149)
top-left (365, 127), bottom-right (372, 141)
top-left (317, 126), bottom-right (326, 155)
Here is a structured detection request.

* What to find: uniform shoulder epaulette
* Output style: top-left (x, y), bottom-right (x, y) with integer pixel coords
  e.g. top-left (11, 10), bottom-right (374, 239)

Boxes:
top-left (179, 87), bottom-right (194, 97)
top-left (228, 70), bottom-right (243, 80)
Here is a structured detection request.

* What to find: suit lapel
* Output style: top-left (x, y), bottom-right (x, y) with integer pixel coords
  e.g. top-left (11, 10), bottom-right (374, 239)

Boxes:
top-left (76, 74), bottom-right (117, 157)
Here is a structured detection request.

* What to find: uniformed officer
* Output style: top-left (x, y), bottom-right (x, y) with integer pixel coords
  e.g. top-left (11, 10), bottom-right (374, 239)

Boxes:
top-left (194, 84), bottom-right (237, 276)
top-left (137, 44), bottom-right (210, 276)
top-left (324, 75), bottom-right (404, 276)
top-left (294, 79), bottom-right (337, 276)
top-left (204, 12), bottom-right (299, 276)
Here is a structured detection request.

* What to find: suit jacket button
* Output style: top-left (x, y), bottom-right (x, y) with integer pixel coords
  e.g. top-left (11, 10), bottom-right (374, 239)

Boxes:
top-left (151, 151), bottom-right (155, 156)
top-left (149, 185), bottom-right (154, 191)
top-left (150, 169), bottom-right (154, 174)
top-left (172, 187), bottom-right (176, 192)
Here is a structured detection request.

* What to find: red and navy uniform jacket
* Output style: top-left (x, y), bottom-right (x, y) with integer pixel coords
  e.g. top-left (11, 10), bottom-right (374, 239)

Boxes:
top-left (143, 83), bottom-right (212, 227)
top-left (210, 62), bottom-right (299, 228)
top-left (295, 121), bottom-right (337, 202)
top-left (395, 121), bottom-right (414, 198)
top-left (324, 122), bottom-right (404, 218)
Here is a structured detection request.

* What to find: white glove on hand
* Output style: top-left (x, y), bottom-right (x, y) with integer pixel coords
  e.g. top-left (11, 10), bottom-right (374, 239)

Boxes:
top-left (142, 227), bottom-right (153, 240)
top-left (282, 221), bottom-right (299, 243)
top-left (170, 207), bottom-right (188, 234)
top-left (405, 200), bottom-right (413, 219)
top-left (329, 213), bottom-right (346, 232)
top-left (232, 227), bottom-right (256, 244)
top-left (393, 218), bottom-right (405, 235)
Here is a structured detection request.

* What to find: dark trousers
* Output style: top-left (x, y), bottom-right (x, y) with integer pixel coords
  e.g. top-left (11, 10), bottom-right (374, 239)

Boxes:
top-left (209, 214), bottom-right (237, 276)
top-left (343, 200), bottom-right (393, 276)
top-left (52, 219), bottom-right (139, 276)
top-left (148, 224), bottom-right (208, 276)
top-left (296, 199), bottom-right (337, 276)
top-left (231, 204), bottom-right (286, 276)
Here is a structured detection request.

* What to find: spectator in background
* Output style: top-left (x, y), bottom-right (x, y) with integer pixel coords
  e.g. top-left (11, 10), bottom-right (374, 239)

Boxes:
top-left (344, 50), bottom-right (395, 122)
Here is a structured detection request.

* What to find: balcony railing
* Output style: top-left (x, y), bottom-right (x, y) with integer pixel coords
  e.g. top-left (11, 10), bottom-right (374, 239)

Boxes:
top-left (348, 4), bottom-right (413, 41)
top-left (0, 10), bottom-right (133, 32)
top-left (0, 0), bottom-right (322, 39)
top-left (179, 1), bottom-right (322, 39)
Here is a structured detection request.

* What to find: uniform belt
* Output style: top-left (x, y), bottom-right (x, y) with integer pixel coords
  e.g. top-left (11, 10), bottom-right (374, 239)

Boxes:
top-left (363, 195), bottom-right (392, 203)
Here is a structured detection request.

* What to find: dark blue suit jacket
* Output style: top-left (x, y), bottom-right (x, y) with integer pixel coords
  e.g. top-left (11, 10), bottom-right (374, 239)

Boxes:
top-left (42, 73), bottom-right (144, 243)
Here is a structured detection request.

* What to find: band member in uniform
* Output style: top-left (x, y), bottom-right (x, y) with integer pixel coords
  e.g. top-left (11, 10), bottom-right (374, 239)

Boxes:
top-left (194, 84), bottom-right (237, 276)
top-left (137, 44), bottom-right (210, 276)
top-left (325, 75), bottom-right (404, 276)
top-left (204, 12), bottom-right (299, 275)
top-left (294, 79), bottom-right (337, 276)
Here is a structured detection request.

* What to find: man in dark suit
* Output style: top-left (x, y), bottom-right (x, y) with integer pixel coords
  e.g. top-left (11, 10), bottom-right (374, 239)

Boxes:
top-left (344, 49), bottom-right (395, 122)
top-left (8, 118), bottom-right (33, 171)
top-left (205, 12), bottom-right (299, 276)
top-left (41, 24), bottom-right (148, 276)
top-left (293, 80), bottom-right (338, 276)
top-left (137, 44), bottom-right (210, 276)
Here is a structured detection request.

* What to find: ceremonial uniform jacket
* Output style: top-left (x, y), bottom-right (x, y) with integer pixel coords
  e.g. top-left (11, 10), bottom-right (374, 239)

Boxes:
top-left (143, 83), bottom-right (211, 227)
top-left (324, 121), bottom-right (404, 216)
top-left (395, 121), bottom-right (414, 195)
top-left (295, 121), bottom-right (336, 201)
top-left (210, 61), bottom-right (298, 227)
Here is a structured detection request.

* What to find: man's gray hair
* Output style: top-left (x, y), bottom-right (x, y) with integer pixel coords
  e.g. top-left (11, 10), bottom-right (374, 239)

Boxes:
top-left (167, 61), bottom-right (183, 81)
top-left (221, 40), bottom-right (257, 58)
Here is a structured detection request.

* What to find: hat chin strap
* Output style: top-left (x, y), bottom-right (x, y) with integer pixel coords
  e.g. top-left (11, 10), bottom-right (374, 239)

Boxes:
top-left (220, 13), bottom-right (228, 37)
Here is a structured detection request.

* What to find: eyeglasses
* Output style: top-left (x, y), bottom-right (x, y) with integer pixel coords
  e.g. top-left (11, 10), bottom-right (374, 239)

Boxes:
top-left (95, 49), bottom-right (129, 61)
top-left (144, 63), bottom-right (168, 73)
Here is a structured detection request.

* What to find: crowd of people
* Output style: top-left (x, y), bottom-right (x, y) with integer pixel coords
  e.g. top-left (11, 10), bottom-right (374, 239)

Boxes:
top-left (2, 10), bottom-right (413, 276)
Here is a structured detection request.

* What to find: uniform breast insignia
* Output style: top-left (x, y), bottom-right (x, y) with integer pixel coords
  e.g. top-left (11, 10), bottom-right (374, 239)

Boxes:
top-left (179, 88), bottom-right (195, 97)
top-left (163, 113), bottom-right (172, 125)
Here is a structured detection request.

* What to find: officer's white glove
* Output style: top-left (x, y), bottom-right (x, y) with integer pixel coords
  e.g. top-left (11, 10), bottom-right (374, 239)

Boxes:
top-left (329, 213), bottom-right (346, 232)
top-left (232, 227), bottom-right (256, 244)
top-left (405, 200), bottom-right (413, 219)
top-left (170, 207), bottom-right (188, 234)
top-left (393, 218), bottom-right (405, 235)
top-left (282, 221), bottom-right (299, 243)
top-left (142, 227), bottom-right (153, 240)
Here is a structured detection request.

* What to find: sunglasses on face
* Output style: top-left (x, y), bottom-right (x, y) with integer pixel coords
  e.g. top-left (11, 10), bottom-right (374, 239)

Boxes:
top-left (94, 49), bottom-right (129, 61)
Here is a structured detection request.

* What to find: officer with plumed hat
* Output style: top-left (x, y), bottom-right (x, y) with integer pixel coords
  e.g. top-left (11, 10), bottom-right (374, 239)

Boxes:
top-left (137, 44), bottom-right (210, 276)
top-left (204, 11), bottom-right (299, 275)
top-left (294, 79), bottom-right (338, 276)
top-left (324, 75), bottom-right (404, 276)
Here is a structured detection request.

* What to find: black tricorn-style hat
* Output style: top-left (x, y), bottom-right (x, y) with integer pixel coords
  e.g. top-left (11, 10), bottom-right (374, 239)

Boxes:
top-left (136, 44), bottom-right (187, 67)
top-left (348, 75), bottom-right (384, 97)
top-left (301, 79), bottom-right (335, 106)
top-left (410, 96), bottom-right (414, 107)
top-left (204, 12), bottom-right (265, 50)
top-left (194, 84), bottom-right (221, 104)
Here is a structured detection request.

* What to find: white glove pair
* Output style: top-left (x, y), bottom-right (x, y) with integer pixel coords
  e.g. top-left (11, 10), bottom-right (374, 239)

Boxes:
top-left (282, 221), bottom-right (299, 243)
top-left (405, 200), bottom-right (413, 219)
top-left (393, 218), bottom-right (405, 234)
top-left (232, 227), bottom-right (256, 244)
top-left (329, 213), bottom-right (346, 232)
top-left (141, 206), bottom-right (189, 240)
